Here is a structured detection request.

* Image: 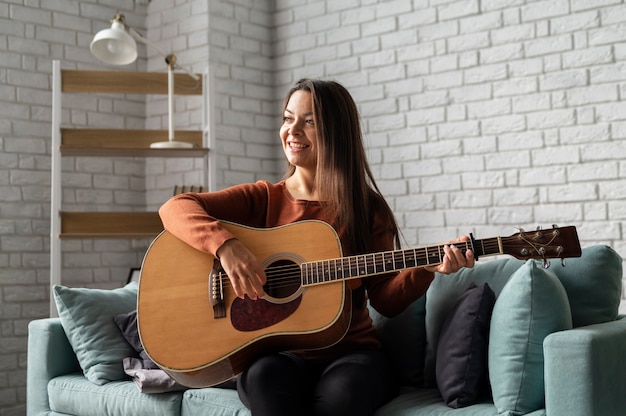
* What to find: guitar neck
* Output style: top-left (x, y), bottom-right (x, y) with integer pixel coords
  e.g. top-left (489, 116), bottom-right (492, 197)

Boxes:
top-left (301, 236), bottom-right (503, 286)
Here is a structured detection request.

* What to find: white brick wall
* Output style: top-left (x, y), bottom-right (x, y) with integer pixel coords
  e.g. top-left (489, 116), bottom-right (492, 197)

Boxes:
top-left (205, 0), bottom-right (281, 190)
top-left (272, 1), bottom-right (626, 252)
top-left (2, 0), bottom-right (626, 413)
top-left (271, 0), bottom-right (626, 308)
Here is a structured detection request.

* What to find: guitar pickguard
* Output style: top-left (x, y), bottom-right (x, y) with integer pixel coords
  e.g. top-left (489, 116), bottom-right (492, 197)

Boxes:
top-left (231, 296), bottom-right (302, 331)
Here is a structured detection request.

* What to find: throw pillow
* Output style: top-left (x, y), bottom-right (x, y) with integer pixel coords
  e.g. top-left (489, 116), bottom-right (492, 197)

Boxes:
top-left (549, 245), bottom-right (622, 327)
top-left (53, 282), bottom-right (138, 385)
top-left (436, 282), bottom-right (496, 408)
top-left (488, 260), bottom-right (572, 415)
top-left (114, 309), bottom-right (159, 370)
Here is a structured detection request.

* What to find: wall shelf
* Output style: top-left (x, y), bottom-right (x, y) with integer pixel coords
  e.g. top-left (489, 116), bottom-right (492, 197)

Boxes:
top-left (60, 128), bottom-right (208, 157)
top-left (50, 60), bottom-right (212, 316)
top-left (61, 69), bottom-right (202, 95)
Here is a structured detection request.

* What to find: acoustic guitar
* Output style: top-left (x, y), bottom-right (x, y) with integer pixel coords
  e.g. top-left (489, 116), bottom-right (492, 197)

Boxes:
top-left (137, 220), bottom-right (581, 388)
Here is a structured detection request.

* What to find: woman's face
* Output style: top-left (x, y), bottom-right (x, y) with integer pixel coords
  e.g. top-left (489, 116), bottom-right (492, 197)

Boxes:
top-left (280, 90), bottom-right (318, 172)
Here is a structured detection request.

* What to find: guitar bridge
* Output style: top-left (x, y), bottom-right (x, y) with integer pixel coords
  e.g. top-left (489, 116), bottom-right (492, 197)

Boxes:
top-left (209, 259), bottom-right (227, 319)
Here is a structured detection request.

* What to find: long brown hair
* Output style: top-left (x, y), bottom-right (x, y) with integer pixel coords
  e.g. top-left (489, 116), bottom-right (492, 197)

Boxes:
top-left (282, 78), bottom-right (400, 254)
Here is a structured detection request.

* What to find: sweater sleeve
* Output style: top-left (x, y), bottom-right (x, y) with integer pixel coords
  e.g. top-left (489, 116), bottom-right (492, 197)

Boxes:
top-left (158, 181), bottom-right (271, 257)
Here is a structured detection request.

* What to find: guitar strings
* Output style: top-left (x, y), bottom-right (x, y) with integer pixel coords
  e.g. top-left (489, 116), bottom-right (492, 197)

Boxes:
top-left (212, 239), bottom-right (504, 293)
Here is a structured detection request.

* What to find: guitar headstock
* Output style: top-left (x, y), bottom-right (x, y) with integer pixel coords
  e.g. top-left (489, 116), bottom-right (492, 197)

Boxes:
top-left (501, 225), bottom-right (581, 263)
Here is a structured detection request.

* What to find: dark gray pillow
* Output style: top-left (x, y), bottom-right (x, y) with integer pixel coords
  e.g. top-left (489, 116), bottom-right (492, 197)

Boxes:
top-left (114, 309), bottom-right (159, 370)
top-left (436, 282), bottom-right (495, 408)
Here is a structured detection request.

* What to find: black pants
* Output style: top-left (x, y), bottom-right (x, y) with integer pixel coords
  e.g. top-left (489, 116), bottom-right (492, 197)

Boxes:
top-left (236, 349), bottom-right (398, 416)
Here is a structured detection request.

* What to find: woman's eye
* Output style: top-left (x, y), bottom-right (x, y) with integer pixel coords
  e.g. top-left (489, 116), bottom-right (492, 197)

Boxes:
top-left (282, 116), bottom-right (314, 125)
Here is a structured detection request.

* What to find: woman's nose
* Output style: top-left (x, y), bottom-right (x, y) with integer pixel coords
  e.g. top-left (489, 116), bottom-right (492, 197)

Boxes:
top-left (288, 119), bottom-right (304, 135)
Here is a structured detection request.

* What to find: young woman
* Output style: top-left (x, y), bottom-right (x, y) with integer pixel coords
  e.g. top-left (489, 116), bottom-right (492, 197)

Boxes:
top-left (158, 78), bottom-right (474, 415)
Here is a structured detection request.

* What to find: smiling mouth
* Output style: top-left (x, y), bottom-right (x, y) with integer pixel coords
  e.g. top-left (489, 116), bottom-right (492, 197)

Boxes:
top-left (288, 141), bottom-right (309, 150)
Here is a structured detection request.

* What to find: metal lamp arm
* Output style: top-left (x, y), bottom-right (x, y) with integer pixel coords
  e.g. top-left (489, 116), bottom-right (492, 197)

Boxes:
top-left (126, 25), bottom-right (200, 81)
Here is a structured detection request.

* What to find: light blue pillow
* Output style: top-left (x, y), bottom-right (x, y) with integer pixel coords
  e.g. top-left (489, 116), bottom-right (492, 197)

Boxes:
top-left (53, 282), bottom-right (138, 385)
top-left (548, 245), bottom-right (622, 327)
top-left (488, 261), bottom-right (572, 415)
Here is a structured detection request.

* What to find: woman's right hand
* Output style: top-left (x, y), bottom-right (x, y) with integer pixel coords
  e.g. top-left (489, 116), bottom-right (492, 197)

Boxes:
top-left (216, 239), bottom-right (267, 300)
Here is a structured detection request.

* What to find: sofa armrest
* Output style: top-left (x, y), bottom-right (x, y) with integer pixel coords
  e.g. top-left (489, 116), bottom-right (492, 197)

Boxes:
top-left (27, 318), bottom-right (81, 416)
top-left (544, 316), bottom-right (626, 416)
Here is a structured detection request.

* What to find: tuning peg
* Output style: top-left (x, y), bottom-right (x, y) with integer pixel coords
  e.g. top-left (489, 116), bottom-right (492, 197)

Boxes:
top-left (542, 259), bottom-right (551, 269)
top-left (560, 258), bottom-right (566, 267)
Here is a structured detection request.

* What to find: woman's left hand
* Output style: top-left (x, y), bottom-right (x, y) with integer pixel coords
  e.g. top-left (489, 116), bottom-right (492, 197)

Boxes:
top-left (424, 236), bottom-right (475, 274)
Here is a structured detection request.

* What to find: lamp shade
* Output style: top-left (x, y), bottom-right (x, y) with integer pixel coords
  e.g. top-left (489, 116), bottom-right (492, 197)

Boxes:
top-left (90, 20), bottom-right (137, 65)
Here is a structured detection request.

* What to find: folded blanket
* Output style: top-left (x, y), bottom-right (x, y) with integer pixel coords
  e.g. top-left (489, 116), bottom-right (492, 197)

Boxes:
top-left (123, 357), bottom-right (188, 393)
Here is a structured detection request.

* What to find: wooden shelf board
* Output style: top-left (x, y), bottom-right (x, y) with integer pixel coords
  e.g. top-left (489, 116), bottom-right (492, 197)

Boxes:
top-left (61, 128), bottom-right (203, 146)
top-left (60, 147), bottom-right (209, 157)
top-left (60, 212), bottom-right (163, 238)
top-left (61, 69), bottom-right (202, 95)
top-left (59, 128), bottom-right (207, 156)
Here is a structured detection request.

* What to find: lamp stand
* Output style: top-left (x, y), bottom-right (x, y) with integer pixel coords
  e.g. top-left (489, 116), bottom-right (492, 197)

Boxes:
top-left (150, 56), bottom-right (194, 149)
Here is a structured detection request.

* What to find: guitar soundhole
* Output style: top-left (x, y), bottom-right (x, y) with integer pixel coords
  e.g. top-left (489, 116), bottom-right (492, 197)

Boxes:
top-left (264, 259), bottom-right (302, 300)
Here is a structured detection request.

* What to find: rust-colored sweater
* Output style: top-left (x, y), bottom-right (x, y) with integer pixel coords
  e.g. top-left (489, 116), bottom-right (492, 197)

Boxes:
top-left (158, 180), bottom-right (434, 361)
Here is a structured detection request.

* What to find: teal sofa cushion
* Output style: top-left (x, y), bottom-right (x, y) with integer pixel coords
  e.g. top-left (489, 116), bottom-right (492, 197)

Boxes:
top-left (182, 388), bottom-right (250, 416)
top-left (369, 296), bottom-right (427, 386)
top-left (48, 374), bottom-right (182, 416)
top-left (488, 260), bottom-right (572, 415)
top-left (53, 282), bottom-right (138, 385)
top-left (374, 387), bottom-right (547, 415)
top-left (546, 245), bottom-right (622, 327)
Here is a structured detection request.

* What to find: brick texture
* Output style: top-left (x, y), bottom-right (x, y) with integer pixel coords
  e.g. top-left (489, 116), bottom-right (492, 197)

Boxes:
top-left (1, 1), bottom-right (626, 414)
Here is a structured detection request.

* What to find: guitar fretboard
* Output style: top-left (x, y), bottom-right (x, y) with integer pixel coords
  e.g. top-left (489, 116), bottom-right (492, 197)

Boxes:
top-left (301, 237), bottom-right (503, 285)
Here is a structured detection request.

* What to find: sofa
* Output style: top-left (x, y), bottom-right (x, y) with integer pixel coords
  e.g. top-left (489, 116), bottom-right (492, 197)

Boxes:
top-left (28, 245), bottom-right (626, 416)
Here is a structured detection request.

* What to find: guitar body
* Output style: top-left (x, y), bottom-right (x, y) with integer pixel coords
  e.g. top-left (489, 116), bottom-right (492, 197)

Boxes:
top-left (137, 220), bottom-right (350, 388)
